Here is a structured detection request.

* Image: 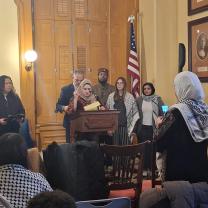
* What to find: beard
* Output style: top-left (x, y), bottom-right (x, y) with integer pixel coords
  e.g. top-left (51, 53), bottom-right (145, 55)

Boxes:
top-left (98, 79), bottom-right (107, 85)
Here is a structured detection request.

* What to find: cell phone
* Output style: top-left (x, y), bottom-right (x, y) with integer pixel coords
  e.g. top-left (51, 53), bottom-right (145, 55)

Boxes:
top-left (161, 105), bottom-right (169, 114)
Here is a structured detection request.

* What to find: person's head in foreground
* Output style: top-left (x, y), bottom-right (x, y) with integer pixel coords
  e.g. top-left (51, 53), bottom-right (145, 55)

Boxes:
top-left (0, 133), bottom-right (28, 168)
top-left (173, 71), bottom-right (208, 143)
top-left (27, 190), bottom-right (76, 208)
top-left (174, 71), bottom-right (205, 102)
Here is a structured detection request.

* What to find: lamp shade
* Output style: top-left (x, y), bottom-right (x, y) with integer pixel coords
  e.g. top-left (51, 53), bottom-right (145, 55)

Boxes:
top-left (24, 50), bottom-right (38, 62)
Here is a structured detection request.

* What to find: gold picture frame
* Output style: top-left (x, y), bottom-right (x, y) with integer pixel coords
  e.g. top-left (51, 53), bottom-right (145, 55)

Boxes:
top-left (188, 0), bottom-right (208, 15)
top-left (188, 16), bottom-right (208, 82)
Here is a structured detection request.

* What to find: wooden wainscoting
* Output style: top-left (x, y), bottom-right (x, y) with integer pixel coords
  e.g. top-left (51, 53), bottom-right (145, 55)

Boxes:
top-left (16, 0), bottom-right (139, 146)
top-left (36, 123), bottom-right (66, 150)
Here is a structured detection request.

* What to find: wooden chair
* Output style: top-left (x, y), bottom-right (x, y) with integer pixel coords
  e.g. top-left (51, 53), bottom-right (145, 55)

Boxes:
top-left (101, 142), bottom-right (148, 208)
top-left (151, 141), bottom-right (162, 188)
top-left (27, 147), bottom-right (46, 175)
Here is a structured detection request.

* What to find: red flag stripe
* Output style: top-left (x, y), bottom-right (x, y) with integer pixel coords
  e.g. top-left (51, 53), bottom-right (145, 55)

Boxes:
top-left (127, 22), bottom-right (140, 97)
top-left (127, 64), bottom-right (140, 76)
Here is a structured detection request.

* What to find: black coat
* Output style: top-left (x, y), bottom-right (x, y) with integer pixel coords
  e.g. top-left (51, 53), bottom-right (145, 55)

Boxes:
top-left (156, 109), bottom-right (208, 183)
top-left (0, 91), bottom-right (25, 135)
top-left (55, 84), bottom-right (75, 128)
top-left (43, 141), bottom-right (109, 200)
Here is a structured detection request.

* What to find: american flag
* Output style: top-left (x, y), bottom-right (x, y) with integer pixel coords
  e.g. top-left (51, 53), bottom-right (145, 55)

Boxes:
top-left (127, 22), bottom-right (140, 97)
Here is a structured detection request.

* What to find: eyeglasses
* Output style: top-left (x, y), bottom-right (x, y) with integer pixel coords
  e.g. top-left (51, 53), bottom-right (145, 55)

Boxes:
top-left (117, 82), bottom-right (124, 84)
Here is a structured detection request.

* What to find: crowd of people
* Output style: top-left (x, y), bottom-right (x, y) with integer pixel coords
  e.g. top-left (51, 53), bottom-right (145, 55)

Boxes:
top-left (0, 70), bottom-right (207, 207)
top-left (55, 68), bottom-right (164, 155)
top-left (140, 71), bottom-right (208, 207)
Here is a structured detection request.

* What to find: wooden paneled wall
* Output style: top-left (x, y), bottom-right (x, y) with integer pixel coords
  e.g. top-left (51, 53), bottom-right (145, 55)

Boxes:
top-left (15, 0), bottom-right (36, 139)
top-left (16, 0), bottom-right (139, 149)
top-left (110, 0), bottom-right (139, 85)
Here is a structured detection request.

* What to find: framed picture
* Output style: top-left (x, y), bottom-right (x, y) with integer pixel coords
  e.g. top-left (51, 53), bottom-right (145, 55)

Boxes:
top-left (188, 0), bottom-right (208, 15)
top-left (188, 16), bottom-right (208, 82)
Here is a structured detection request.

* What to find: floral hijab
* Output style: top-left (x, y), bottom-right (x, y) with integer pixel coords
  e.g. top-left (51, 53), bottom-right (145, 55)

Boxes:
top-left (76, 79), bottom-right (96, 103)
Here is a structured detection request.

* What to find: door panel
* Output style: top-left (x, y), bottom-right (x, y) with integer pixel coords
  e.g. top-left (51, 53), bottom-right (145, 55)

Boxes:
top-left (88, 0), bottom-right (108, 21)
top-left (54, 0), bottom-right (72, 20)
top-left (89, 22), bottom-right (108, 83)
top-left (36, 78), bottom-right (57, 123)
top-left (74, 0), bottom-right (88, 19)
top-left (74, 20), bottom-right (89, 73)
top-left (34, 0), bottom-right (54, 20)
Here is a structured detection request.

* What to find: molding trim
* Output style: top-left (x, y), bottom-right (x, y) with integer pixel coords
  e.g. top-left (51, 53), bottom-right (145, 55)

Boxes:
top-left (14, 0), bottom-right (36, 139)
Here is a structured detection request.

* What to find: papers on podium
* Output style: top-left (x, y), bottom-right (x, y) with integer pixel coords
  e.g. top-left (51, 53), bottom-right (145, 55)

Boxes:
top-left (84, 101), bottom-right (101, 111)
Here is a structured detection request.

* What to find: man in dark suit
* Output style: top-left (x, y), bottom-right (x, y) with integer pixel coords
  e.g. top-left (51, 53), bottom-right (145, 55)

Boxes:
top-left (56, 69), bottom-right (84, 143)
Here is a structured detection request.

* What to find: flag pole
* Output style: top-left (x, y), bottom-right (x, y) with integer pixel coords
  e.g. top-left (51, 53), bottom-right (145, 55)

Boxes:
top-left (128, 15), bottom-right (135, 94)
top-left (127, 15), bottom-right (140, 98)
top-left (137, 12), bottom-right (143, 95)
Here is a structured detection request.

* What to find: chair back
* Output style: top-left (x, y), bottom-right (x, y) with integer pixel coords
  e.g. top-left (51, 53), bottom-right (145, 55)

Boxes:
top-left (0, 195), bottom-right (13, 208)
top-left (101, 142), bottom-right (147, 195)
top-left (76, 197), bottom-right (131, 208)
top-left (151, 141), bottom-right (162, 188)
top-left (27, 147), bottom-right (46, 174)
top-left (43, 141), bottom-right (108, 200)
top-left (19, 119), bottom-right (34, 148)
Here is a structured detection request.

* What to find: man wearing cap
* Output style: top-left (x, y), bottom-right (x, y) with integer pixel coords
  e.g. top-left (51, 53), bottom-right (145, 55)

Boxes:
top-left (55, 69), bottom-right (84, 143)
top-left (93, 68), bottom-right (115, 146)
top-left (93, 68), bottom-right (115, 106)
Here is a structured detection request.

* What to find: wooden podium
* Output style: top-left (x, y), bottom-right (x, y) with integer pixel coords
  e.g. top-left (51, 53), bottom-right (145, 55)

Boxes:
top-left (70, 110), bottom-right (119, 143)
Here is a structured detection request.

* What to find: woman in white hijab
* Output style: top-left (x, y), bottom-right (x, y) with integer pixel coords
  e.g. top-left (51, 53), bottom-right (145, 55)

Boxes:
top-left (155, 71), bottom-right (208, 183)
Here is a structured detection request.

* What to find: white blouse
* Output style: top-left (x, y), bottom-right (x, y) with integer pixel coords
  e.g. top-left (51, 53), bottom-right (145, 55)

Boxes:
top-left (142, 100), bottom-right (153, 126)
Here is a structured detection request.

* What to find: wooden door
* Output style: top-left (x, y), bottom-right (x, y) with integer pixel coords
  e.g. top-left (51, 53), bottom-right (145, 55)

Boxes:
top-left (89, 21), bottom-right (108, 84)
top-left (35, 19), bottom-right (56, 123)
top-left (33, 0), bottom-right (138, 149)
top-left (17, 0), bottom-right (139, 149)
top-left (55, 20), bottom-right (73, 123)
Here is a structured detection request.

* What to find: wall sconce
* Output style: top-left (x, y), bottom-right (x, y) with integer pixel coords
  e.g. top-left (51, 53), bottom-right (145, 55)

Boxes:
top-left (24, 50), bottom-right (38, 71)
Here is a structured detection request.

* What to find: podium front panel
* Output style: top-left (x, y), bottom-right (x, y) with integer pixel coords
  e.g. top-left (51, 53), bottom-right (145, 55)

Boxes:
top-left (70, 110), bottom-right (119, 142)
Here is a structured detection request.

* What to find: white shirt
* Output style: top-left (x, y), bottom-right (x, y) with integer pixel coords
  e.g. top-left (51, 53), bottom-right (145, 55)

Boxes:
top-left (142, 100), bottom-right (153, 126)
